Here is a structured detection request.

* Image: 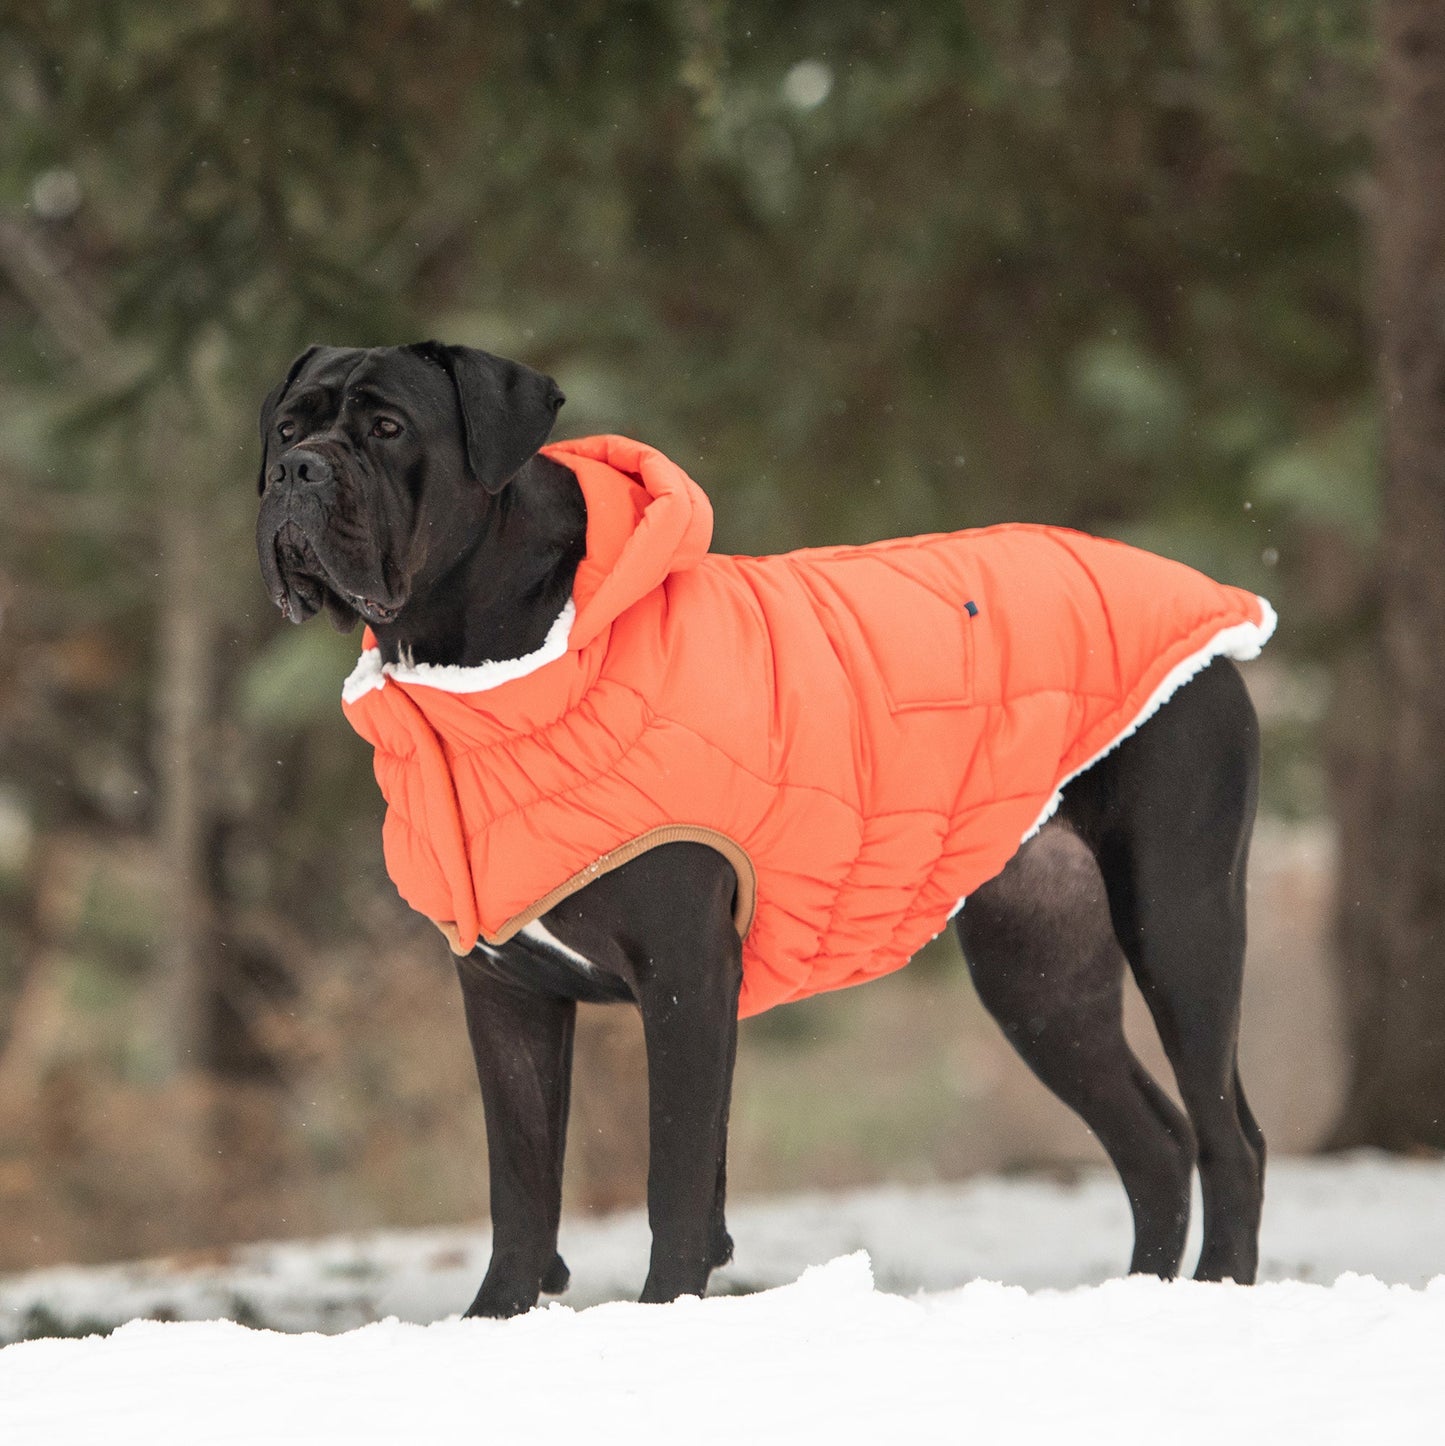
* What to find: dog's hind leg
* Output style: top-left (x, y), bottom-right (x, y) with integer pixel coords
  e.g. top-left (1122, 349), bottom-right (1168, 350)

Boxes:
top-left (958, 825), bottom-right (1196, 1276)
top-left (1062, 657), bottom-right (1265, 1283)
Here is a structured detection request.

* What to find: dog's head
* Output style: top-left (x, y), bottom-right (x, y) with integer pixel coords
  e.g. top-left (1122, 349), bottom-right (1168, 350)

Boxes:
top-left (255, 342), bottom-right (564, 631)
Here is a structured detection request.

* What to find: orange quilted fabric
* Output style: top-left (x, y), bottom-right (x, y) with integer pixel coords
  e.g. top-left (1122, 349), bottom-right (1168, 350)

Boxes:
top-left (342, 435), bottom-right (1274, 1017)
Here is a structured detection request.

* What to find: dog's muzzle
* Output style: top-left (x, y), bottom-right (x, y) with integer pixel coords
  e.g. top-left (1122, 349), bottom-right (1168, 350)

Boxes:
top-left (257, 445), bottom-right (408, 628)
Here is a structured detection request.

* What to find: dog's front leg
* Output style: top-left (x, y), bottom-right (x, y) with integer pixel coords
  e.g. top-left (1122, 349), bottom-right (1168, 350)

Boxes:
top-left (455, 955), bottom-right (576, 1318)
top-left (635, 903), bottom-right (742, 1304)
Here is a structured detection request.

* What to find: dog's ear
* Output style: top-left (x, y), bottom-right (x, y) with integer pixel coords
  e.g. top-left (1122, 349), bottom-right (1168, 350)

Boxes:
top-left (257, 345), bottom-right (321, 494)
top-left (411, 341), bottom-right (565, 494)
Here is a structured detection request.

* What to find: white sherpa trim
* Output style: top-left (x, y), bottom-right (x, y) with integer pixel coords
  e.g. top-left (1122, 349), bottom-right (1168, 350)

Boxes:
top-left (341, 598), bottom-right (575, 703)
top-left (341, 648), bottom-right (386, 704)
top-left (1017, 595), bottom-right (1277, 848)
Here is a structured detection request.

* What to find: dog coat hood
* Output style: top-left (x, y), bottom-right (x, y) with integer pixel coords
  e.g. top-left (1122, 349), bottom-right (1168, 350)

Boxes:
top-left (342, 435), bottom-right (1275, 1017)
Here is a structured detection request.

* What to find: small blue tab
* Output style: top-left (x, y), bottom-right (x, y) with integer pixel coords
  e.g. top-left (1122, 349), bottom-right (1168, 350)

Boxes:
top-left (965, 600), bottom-right (979, 617)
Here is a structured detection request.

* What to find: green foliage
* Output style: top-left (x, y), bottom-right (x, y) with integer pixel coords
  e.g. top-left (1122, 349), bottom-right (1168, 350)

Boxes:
top-left (1253, 408), bottom-right (1379, 535)
top-left (1071, 338), bottom-right (1190, 462)
top-left (4, 1), bottom-right (444, 370)
top-left (241, 626), bottom-right (370, 732)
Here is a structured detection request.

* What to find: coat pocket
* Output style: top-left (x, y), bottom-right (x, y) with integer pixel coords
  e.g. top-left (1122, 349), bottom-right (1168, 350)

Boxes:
top-left (801, 549), bottom-right (978, 713)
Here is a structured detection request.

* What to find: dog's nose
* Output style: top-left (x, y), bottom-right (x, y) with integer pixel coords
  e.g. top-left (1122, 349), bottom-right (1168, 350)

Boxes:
top-left (274, 447), bottom-right (333, 491)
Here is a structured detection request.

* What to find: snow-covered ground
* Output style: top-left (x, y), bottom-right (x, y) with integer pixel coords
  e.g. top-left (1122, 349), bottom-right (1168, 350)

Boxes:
top-left (2, 1153), bottom-right (1442, 1442)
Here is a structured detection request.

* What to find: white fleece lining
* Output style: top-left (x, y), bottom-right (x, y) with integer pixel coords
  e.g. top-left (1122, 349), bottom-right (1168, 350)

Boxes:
top-left (341, 599), bottom-right (575, 703)
top-left (948, 595), bottom-right (1276, 917)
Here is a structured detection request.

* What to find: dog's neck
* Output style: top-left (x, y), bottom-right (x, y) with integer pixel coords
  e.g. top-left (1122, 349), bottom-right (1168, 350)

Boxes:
top-left (370, 455), bottom-right (587, 669)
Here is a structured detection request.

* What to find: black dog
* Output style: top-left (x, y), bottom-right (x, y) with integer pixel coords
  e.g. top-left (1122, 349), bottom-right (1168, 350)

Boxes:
top-left (256, 342), bottom-right (1265, 1315)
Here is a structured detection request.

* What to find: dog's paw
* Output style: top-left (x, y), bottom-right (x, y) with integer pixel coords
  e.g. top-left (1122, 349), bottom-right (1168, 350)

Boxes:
top-left (463, 1278), bottom-right (540, 1319)
top-left (540, 1252), bottom-right (570, 1295)
top-left (463, 1252), bottom-right (570, 1317)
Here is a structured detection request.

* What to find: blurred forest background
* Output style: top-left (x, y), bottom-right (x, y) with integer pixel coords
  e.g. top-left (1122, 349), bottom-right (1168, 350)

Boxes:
top-left (0, 0), bottom-right (1440, 1273)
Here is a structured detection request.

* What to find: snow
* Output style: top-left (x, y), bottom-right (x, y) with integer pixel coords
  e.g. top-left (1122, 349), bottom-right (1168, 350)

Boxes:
top-left (2, 1153), bottom-right (1442, 1443)
top-left (7, 1260), bottom-right (1443, 1444)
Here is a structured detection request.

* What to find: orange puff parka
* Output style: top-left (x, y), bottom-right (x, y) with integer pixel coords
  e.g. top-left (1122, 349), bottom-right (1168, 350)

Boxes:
top-left (341, 435), bottom-right (1275, 1018)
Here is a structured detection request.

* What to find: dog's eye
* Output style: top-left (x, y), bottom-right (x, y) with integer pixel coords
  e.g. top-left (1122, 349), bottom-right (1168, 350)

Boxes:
top-left (277, 420), bottom-right (296, 442)
top-left (371, 417), bottom-right (403, 439)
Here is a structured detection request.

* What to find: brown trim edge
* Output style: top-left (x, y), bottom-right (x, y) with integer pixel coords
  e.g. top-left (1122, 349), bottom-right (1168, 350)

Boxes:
top-left (432, 826), bottom-right (757, 957)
